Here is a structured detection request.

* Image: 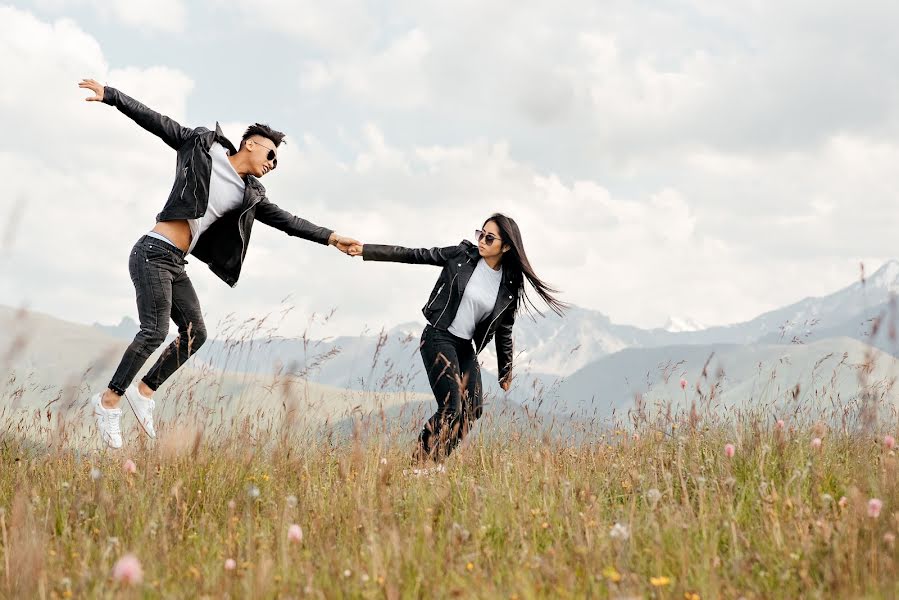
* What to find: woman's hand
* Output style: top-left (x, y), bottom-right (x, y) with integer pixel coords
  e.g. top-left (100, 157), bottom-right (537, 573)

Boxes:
top-left (500, 373), bottom-right (512, 392)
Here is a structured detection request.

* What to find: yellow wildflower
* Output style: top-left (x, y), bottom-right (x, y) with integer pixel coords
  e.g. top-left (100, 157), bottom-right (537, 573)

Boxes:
top-left (602, 566), bottom-right (622, 583)
top-left (651, 576), bottom-right (672, 587)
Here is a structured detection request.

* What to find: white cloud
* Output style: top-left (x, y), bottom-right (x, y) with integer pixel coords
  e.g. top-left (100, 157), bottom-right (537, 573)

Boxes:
top-left (224, 0), bottom-right (378, 52)
top-left (33, 0), bottom-right (187, 32)
top-left (300, 29), bottom-right (431, 109)
top-left (4, 1), bottom-right (899, 341)
top-left (0, 6), bottom-right (195, 324)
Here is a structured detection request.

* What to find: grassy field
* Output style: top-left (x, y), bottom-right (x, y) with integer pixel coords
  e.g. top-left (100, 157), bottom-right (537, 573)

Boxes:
top-left (3, 392), bottom-right (899, 599)
top-left (4, 307), bottom-right (899, 598)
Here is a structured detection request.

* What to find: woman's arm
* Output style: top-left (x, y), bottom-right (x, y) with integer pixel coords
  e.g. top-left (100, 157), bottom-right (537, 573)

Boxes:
top-left (355, 243), bottom-right (462, 266)
top-left (495, 303), bottom-right (516, 390)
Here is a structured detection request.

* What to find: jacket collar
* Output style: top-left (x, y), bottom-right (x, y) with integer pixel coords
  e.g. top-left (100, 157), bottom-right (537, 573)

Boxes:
top-left (214, 122), bottom-right (239, 156)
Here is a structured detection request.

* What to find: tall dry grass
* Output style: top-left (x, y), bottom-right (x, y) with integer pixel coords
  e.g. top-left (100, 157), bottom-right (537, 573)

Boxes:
top-left (3, 306), bottom-right (899, 598)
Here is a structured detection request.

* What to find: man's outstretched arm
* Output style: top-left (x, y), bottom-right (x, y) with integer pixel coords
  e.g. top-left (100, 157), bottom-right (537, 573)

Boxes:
top-left (79, 79), bottom-right (193, 151)
top-left (254, 198), bottom-right (360, 254)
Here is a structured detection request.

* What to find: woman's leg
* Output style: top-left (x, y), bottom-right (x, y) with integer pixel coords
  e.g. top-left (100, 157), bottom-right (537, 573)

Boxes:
top-left (418, 326), bottom-right (465, 461)
top-left (443, 344), bottom-right (482, 457)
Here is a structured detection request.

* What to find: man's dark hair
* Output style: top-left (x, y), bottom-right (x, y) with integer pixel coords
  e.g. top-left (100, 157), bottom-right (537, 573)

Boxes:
top-left (240, 123), bottom-right (286, 149)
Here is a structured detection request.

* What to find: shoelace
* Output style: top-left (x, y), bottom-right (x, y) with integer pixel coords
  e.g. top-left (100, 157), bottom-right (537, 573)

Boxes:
top-left (107, 412), bottom-right (122, 436)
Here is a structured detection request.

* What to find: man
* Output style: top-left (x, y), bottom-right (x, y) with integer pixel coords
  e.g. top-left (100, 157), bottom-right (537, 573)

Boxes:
top-left (79, 78), bottom-right (359, 449)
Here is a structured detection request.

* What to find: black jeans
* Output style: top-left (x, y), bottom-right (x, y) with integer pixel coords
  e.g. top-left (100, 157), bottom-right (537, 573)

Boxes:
top-left (107, 236), bottom-right (207, 395)
top-left (417, 325), bottom-right (483, 460)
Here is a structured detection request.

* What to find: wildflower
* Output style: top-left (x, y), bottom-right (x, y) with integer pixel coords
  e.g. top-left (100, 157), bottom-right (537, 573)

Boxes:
top-left (650, 576), bottom-right (672, 587)
top-left (646, 488), bottom-right (662, 507)
top-left (90, 467), bottom-right (102, 481)
top-left (884, 533), bottom-right (896, 548)
top-left (724, 444), bottom-right (735, 458)
top-left (112, 554), bottom-right (143, 585)
top-left (247, 485), bottom-right (260, 500)
top-left (609, 522), bottom-right (630, 541)
top-left (224, 559), bottom-right (236, 571)
top-left (885, 435), bottom-right (896, 450)
top-left (380, 457), bottom-right (388, 465)
top-left (776, 419), bottom-right (785, 430)
top-left (227, 499), bottom-right (236, 510)
top-left (601, 566), bottom-right (622, 583)
top-left (680, 378), bottom-right (687, 390)
top-left (811, 438), bottom-right (822, 450)
top-left (466, 562), bottom-right (474, 572)
top-left (286, 495), bottom-right (298, 509)
top-left (868, 498), bottom-right (883, 518)
top-left (287, 524), bottom-right (303, 543)
top-left (123, 459), bottom-right (137, 474)
top-left (344, 569), bottom-right (352, 578)
top-left (838, 496), bottom-right (848, 509)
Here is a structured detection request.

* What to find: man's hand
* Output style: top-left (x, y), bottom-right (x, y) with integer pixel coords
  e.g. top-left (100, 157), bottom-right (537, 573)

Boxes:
top-left (348, 244), bottom-right (363, 256)
top-left (329, 233), bottom-right (361, 255)
top-left (79, 78), bottom-right (105, 102)
top-left (500, 373), bottom-right (513, 392)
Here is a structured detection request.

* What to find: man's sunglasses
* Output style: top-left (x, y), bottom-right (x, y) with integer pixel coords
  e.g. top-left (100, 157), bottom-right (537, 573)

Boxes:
top-left (252, 139), bottom-right (278, 170)
top-left (475, 229), bottom-right (502, 245)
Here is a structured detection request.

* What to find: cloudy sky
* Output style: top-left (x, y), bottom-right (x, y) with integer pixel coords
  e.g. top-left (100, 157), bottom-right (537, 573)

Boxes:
top-left (1, 1), bottom-right (898, 338)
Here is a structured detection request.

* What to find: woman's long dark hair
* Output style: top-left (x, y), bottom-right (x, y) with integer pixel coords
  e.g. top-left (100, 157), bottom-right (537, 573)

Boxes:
top-left (486, 213), bottom-right (568, 317)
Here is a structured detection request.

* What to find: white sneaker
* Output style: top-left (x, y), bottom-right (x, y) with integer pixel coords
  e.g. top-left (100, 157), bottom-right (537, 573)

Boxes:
top-left (91, 393), bottom-right (123, 449)
top-left (124, 384), bottom-right (156, 439)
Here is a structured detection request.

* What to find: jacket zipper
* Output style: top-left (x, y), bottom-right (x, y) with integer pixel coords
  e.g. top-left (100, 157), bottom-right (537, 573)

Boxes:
top-left (426, 283), bottom-right (445, 309)
top-left (237, 192), bottom-right (264, 269)
top-left (192, 163), bottom-right (200, 213)
top-left (180, 138), bottom-right (199, 205)
top-left (476, 296), bottom-right (514, 354)
top-left (179, 167), bottom-right (189, 201)
top-left (434, 274), bottom-right (458, 324)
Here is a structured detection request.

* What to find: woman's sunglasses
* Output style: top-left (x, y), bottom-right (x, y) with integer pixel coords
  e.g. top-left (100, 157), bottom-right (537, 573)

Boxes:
top-left (475, 229), bottom-right (502, 245)
top-left (253, 140), bottom-right (278, 170)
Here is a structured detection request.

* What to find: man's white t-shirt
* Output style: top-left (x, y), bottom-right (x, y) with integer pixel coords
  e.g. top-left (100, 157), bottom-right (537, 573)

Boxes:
top-left (187, 142), bottom-right (246, 254)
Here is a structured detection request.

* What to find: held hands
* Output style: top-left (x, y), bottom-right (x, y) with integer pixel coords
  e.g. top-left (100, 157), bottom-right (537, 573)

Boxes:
top-left (79, 78), bottom-right (105, 102)
top-left (328, 233), bottom-right (362, 255)
top-left (348, 244), bottom-right (363, 257)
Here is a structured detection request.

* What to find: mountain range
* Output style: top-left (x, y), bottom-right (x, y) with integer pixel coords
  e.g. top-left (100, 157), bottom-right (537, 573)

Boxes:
top-left (71, 258), bottom-right (899, 420)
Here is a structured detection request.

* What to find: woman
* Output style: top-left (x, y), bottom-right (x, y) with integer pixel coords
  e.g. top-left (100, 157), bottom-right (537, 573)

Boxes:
top-left (350, 213), bottom-right (566, 461)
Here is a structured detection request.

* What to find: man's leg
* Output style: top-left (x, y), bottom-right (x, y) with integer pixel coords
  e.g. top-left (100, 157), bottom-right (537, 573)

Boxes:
top-left (94, 239), bottom-right (176, 448)
top-left (105, 241), bottom-right (176, 408)
top-left (140, 268), bottom-right (207, 393)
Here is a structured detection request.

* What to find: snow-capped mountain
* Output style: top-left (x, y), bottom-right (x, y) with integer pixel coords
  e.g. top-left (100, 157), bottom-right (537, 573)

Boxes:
top-left (92, 259), bottom-right (899, 391)
top-left (662, 316), bottom-right (706, 333)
